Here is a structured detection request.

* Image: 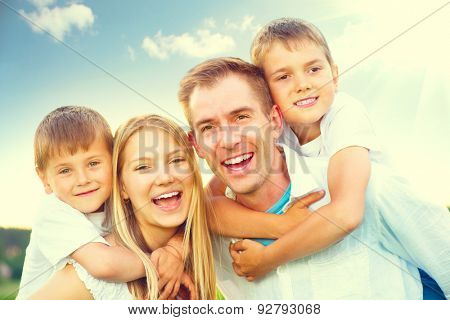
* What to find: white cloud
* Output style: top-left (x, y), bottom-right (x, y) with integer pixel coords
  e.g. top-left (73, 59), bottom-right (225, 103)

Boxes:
top-left (142, 35), bottom-right (168, 59)
top-left (225, 15), bottom-right (261, 34)
top-left (29, 0), bottom-right (55, 7)
top-left (203, 17), bottom-right (216, 29)
top-left (20, 3), bottom-right (95, 41)
top-left (127, 45), bottom-right (136, 62)
top-left (142, 29), bottom-right (235, 60)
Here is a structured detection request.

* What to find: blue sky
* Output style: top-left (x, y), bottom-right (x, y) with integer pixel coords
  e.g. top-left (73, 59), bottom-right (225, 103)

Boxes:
top-left (0, 0), bottom-right (449, 227)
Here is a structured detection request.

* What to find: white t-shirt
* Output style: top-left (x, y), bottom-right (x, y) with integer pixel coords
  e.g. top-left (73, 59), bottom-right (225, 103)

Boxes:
top-left (279, 92), bottom-right (450, 299)
top-left (214, 146), bottom-right (422, 299)
top-left (280, 91), bottom-right (383, 162)
top-left (16, 194), bottom-right (109, 299)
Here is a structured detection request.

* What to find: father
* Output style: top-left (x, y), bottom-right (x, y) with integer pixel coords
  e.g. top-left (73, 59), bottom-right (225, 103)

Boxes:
top-left (178, 57), bottom-right (422, 299)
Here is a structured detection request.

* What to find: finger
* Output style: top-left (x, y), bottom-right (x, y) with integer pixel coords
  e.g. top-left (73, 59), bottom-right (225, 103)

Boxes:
top-left (295, 190), bottom-right (325, 208)
top-left (186, 280), bottom-right (198, 300)
top-left (246, 276), bottom-right (255, 282)
top-left (229, 248), bottom-right (240, 263)
top-left (230, 240), bottom-right (247, 252)
top-left (181, 274), bottom-right (198, 300)
top-left (232, 262), bottom-right (244, 277)
top-left (169, 280), bottom-right (181, 300)
top-left (158, 275), bottom-right (169, 291)
top-left (159, 280), bottom-right (175, 300)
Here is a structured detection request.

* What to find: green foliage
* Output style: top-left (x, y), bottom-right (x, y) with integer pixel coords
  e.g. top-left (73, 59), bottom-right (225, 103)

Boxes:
top-left (0, 279), bottom-right (19, 300)
top-left (0, 228), bottom-right (30, 279)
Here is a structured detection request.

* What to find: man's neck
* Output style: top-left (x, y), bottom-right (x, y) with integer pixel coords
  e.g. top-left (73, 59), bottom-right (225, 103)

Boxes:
top-left (235, 146), bottom-right (290, 212)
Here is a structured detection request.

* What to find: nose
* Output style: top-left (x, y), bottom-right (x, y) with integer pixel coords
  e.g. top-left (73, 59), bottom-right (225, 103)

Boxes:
top-left (154, 166), bottom-right (175, 186)
top-left (218, 125), bottom-right (242, 150)
top-left (76, 168), bottom-right (90, 186)
top-left (295, 73), bottom-right (311, 93)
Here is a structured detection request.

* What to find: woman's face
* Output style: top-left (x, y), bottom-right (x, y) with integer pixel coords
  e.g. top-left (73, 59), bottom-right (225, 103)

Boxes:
top-left (120, 128), bottom-right (194, 230)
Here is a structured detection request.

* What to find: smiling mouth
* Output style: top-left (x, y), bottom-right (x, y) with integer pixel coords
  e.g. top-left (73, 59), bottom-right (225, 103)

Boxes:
top-left (221, 152), bottom-right (254, 171)
top-left (294, 97), bottom-right (318, 108)
top-left (75, 188), bottom-right (99, 197)
top-left (152, 191), bottom-right (182, 211)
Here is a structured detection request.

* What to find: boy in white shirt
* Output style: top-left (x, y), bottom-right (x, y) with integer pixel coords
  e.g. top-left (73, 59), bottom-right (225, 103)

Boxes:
top-left (17, 106), bottom-right (183, 299)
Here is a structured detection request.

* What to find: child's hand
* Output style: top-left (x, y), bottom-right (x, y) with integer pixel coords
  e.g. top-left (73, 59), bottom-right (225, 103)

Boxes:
top-left (279, 190), bottom-right (325, 234)
top-left (176, 272), bottom-right (198, 300)
top-left (229, 239), bottom-right (274, 281)
top-left (150, 246), bottom-right (184, 300)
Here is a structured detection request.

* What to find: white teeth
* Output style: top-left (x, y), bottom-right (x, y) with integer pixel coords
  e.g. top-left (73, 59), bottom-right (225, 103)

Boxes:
top-left (224, 153), bottom-right (252, 165)
top-left (154, 191), bottom-right (179, 200)
top-left (296, 98), bottom-right (316, 106)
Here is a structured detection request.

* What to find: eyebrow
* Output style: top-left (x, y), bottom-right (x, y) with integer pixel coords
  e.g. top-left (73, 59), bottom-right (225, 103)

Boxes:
top-left (52, 154), bottom-right (106, 168)
top-left (194, 117), bottom-right (217, 129)
top-left (52, 162), bottom-right (71, 170)
top-left (229, 106), bottom-right (253, 116)
top-left (270, 58), bottom-right (324, 76)
top-left (194, 106), bottom-right (253, 128)
top-left (129, 148), bottom-right (184, 163)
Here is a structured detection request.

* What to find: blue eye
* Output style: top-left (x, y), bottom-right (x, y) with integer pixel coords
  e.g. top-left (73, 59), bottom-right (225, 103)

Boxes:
top-left (89, 161), bottom-right (100, 167)
top-left (170, 157), bottom-right (185, 165)
top-left (59, 168), bottom-right (71, 175)
top-left (236, 114), bottom-right (249, 121)
top-left (135, 165), bottom-right (151, 171)
top-left (201, 125), bottom-right (213, 132)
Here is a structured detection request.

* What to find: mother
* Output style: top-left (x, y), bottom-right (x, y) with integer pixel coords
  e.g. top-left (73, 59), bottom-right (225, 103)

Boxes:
top-left (31, 114), bottom-right (216, 299)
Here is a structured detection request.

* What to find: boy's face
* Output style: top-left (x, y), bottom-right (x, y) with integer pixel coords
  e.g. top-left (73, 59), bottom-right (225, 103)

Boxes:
top-left (262, 40), bottom-right (338, 130)
top-left (37, 137), bottom-right (112, 214)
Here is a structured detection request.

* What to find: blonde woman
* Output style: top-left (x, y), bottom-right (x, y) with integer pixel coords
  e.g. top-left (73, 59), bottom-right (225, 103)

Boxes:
top-left (31, 114), bottom-right (216, 299)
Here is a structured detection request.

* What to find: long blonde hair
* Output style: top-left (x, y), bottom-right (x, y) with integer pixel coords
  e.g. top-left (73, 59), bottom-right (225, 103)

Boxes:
top-left (110, 114), bottom-right (216, 299)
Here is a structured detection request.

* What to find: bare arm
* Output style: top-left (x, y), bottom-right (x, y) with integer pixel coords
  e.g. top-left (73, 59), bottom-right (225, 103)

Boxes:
top-left (231, 147), bottom-right (370, 279)
top-left (207, 176), bottom-right (324, 238)
top-left (30, 264), bottom-right (93, 300)
top-left (71, 234), bottom-right (145, 282)
top-left (154, 228), bottom-right (185, 300)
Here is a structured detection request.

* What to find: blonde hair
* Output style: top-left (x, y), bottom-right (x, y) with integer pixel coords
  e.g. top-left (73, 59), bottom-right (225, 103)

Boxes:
top-left (251, 18), bottom-right (334, 68)
top-left (178, 57), bottom-right (273, 127)
top-left (34, 106), bottom-right (113, 170)
top-left (111, 114), bottom-right (216, 300)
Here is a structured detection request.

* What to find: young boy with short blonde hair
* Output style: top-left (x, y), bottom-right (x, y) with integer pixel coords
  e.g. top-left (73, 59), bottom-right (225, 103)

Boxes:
top-left (17, 106), bottom-right (183, 299)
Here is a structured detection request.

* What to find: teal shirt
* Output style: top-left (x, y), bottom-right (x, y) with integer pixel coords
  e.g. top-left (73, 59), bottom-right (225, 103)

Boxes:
top-left (254, 183), bottom-right (291, 246)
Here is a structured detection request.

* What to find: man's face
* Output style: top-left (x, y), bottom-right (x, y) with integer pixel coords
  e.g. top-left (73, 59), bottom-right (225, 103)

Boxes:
top-left (188, 74), bottom-right (282, 195)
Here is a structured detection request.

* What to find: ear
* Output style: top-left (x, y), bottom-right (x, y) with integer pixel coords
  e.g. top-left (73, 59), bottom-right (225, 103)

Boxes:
top-left (331, 64), bottom-right (339, 88)
top-left (36, 167), bottom-right (53, 194)
top-left (269, 104), bottom-right (284, 140)
top-left (188, 131), bottom-right (206, 158)
top-left (120, 181), bottom-right (129, 201)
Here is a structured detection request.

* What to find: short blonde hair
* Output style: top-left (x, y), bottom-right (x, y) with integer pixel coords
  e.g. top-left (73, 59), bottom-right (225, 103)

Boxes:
top-left (34, 106), bottom-right (113, 170)
top-left (251, 18), bottom-right (334, 68)
top-left (111, 114), bottom-right (216, 300)
top-left (178, 57), bottom-right (273, 127)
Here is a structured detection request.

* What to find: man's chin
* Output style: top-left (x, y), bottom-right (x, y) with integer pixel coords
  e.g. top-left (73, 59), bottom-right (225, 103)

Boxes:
top-left (226, 179), bottom-right (258, 195)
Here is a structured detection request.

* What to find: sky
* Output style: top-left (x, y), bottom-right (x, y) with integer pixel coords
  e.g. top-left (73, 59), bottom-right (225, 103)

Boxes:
top-left (0, 0), bottom-right (449, 228)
